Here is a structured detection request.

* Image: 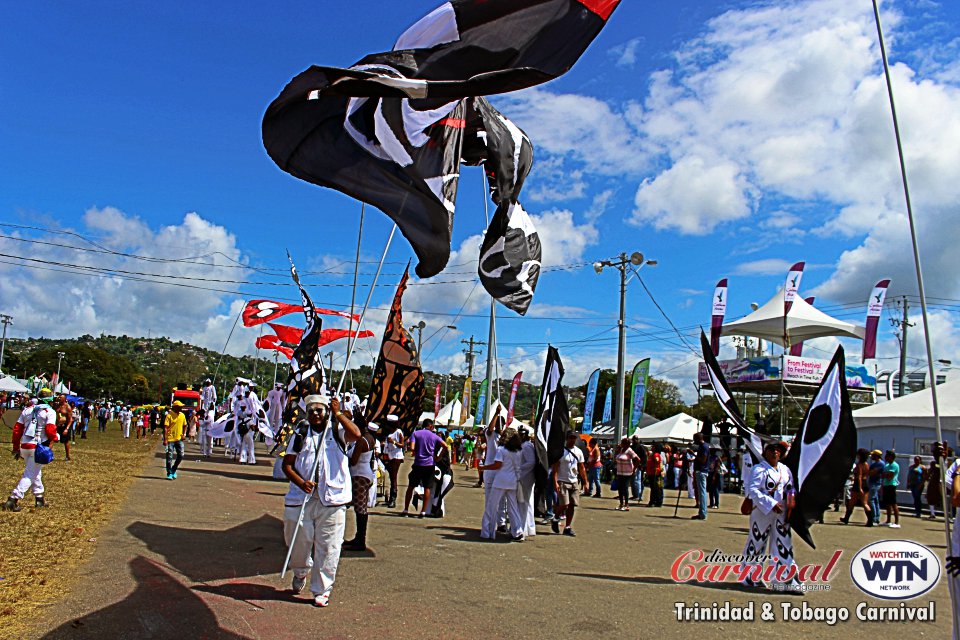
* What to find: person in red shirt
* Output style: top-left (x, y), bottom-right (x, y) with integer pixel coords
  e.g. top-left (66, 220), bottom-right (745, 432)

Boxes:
top-left (3, 388), bottom-right (59, 511)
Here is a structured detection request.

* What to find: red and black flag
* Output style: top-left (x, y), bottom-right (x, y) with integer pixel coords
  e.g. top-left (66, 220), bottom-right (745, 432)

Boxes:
top-left (263, 0), bottom-right (619, 281)
top-left (782, 346), bottom-right (857, 549)
top-left (364, 267), bottom-right (425, 433)
top-left (242, 300), bottom-right (303, 327)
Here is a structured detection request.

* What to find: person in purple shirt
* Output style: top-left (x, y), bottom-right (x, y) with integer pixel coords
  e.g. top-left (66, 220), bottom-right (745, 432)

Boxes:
top-left (401, 419), bottom-right (448, 518)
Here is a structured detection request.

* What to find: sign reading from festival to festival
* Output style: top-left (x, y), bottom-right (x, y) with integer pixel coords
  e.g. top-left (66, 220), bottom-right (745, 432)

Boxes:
top-left (697, 356), bottom-right (876, 389)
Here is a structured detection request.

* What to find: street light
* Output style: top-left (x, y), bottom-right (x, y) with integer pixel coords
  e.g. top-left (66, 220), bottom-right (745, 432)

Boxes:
top-left (593, 252), bottom-right (656, 442)
top-left (407, 321), bottom-right (427, 364)
top-left (0, 314), bottom-right (12, 376)
top-left (56, 352), bottom-right (65, 391)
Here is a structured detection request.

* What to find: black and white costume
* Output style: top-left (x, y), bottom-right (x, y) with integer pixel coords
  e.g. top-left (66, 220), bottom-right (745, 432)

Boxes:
top-left (741, 459), bottom-right (797, 587)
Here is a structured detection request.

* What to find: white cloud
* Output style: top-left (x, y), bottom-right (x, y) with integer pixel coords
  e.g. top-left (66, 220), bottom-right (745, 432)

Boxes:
top-left (610, 37), bottom-right (644, 68)
top-left (734, 258), bottom-right (795, 276)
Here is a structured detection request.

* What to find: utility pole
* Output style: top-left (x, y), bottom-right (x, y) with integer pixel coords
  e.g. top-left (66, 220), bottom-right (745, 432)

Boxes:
top-left (0, 314), bottom-right (12, 376)
top-left (461, 336), bottom-right (485, 380)
top-left (892, 296), bottom-right (914, 398)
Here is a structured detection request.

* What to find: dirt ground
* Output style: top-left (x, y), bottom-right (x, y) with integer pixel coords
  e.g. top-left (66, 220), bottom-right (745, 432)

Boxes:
top-left (18, 436), bottom-right (956, 640)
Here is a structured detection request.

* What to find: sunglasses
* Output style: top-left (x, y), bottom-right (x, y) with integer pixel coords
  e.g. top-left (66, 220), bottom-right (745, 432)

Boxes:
top-left (307, 407), bottom-right (326, 413)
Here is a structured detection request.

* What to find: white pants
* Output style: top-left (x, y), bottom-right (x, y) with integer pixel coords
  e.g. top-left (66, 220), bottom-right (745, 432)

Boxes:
top-left (283, 502), bottom-right (347, 597)
top-left (480, 471), bottom-right (507, 538)
top-left (122, 421), bottom-right (131, 438)
top-left (11, 449), bottom-right (44, 499)
top-left (226, 431), bottom-right (240, 457)
top-left (199, 426), bottom-right (213, 456)
top-left (740, 507), bottom-right (797, 586)
top-left (239, 431), bottom-right (256, 464)
top-left (687, 473), bottom-right (695, 498)
top-left (518, 477), bottom-right (536, 537)
top-left (484, 487), bottom-right (523, 538)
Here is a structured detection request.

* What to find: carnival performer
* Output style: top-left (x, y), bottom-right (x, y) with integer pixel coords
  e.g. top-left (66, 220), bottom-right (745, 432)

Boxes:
top-left (200, 378), bottom-right (217, 411)
top-left (382, 415), bottom-right (405, 508)
top-left (236, 385), bottom-right (269, 465)
top-left (198, 408), bottom-right (214, 458)
top-left (480, 409), bottom-right (507, 536)
top-left (3, 388), bottom-right (58, 511)
top-left (479, 427), bottom-right (525, 541)
top-left (344, 419), bottom-right (377, 551)
top-left (119, 405), bottom-right (133, 438)
top-left (265, 382), bottom-right (286, 434)
top-left (425, 443), bottom-right (454, 517)
top-left (225, 377), bottom-right (248, 459)
top-left (517, 427), bottom-right (537, 538)
top-left (740, 441), bottom-right (800, 592)
top-left (281, 394), bottom-right (361, 607)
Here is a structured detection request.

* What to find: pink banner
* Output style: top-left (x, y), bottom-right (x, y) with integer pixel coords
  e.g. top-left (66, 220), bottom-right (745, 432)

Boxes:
top-left (506, 372), bottom-right (523, 425)
top-left (434, 383), bottom-right (441, 416)
top-left (789, 297), bottom-right (815, 356)
top-left (862, 279), bottom-right (891, 360)
top-left (710, 278), bottom-right (727, 356)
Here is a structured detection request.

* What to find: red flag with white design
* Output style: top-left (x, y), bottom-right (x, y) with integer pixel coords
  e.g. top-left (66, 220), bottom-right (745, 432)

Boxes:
top-left (862, 280), bottom-right (891, 361)
top-left (256, 335), bottom-right (295, 359)
top-left (243, 300), bottom-right (303, 327)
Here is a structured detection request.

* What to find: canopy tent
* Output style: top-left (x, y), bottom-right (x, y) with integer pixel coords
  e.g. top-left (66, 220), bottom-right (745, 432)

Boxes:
top-left (0, 377), bottom-right (30, 393)
top-left (721, 290), bottom-right (864, 347)
top-left (590, 413), bottom-right (659, 439)
top-left (854, 379), bottom-right (960, 428)
top-left (632, 412), bottom-right (714, 444)
top-left (421, 397), bottom-right (474, 428)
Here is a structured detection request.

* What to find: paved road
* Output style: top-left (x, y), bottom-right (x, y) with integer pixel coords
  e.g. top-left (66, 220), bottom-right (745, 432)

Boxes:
top-left (37, 441), bottom-right (953, 639)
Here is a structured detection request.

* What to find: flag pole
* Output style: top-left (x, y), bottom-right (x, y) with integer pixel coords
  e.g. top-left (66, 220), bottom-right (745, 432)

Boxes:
top-left (213, 300), bottom-right (246, 390)
top-left (281, 223), bottom-right (397, 579)
top-left (344, 203), bottom-right (365, 393)
top-left (480, 172), bottom-right (497, 425)
top-left (871, 5), bottom-right (956, 636)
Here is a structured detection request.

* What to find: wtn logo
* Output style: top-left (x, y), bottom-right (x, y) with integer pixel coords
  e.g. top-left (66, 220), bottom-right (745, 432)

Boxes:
top-left (860, 559), bottom-right (927, 583)
top-left (850, 541), bottom-right (940, 600)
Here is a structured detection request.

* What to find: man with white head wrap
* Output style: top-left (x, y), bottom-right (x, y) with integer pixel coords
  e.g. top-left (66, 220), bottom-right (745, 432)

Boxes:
top-left (281, 393), bottom-right (361, 607)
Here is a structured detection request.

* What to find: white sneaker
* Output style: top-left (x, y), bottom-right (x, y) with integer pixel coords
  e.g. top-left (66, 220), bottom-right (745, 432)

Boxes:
top-left (889, 523), bottom-right (901, 529)
top-left (292, 575), bottom-right (306, 593)
top-left (313, 593), bottom-right (330, 607)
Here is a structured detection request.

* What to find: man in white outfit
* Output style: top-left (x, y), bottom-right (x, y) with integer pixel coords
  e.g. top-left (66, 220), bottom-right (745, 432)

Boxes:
top-left (281, 394), bottom-right (361, 607)
top-left (198, 408), bottom-right (214, 458)
top-left (518, 428), bottom-right (537, 538)
top-left (3, 389), bottom-right (59, 511)
top-left (265, 382), bottom-right (286, 434)
top-left (119, 406), bottom-right (133, 438)
top-left (201, 378), bottom-right (217, 412)
top-left (480, 410), bottom-right (507, 538)
top-left (740, 442), bottom-right (800, 591)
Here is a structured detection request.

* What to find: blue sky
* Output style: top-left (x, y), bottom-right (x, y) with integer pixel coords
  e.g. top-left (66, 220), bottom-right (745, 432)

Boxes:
top-left (4, 0), bottom-right (960, 400)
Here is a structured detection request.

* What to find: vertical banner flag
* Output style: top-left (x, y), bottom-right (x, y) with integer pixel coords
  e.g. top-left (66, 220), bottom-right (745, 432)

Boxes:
top-left (862, 279), bottom-right (891, 361)
top-left (434, 383), bottom-right (442, 416)
top-left (506, 372), bottom-right (523, 425)
top-left (473, 379), bottom-right (489, 426)
top-left (534, 346), bottom-right (569, 476)
top-left (783, 261), bottom-right (805, 347)
top-left (601, 387), bottom-right (613, 425)
top-left (460, 377), bottom-right (472, 426)
top-left (710, 279), bottom-right (727, 356)
top-left (789, 297), bottom-right (816, 356)
top-left (628, 359), bottom-right (651, 436)
top-left (582, 368), bottom-right (600, 434)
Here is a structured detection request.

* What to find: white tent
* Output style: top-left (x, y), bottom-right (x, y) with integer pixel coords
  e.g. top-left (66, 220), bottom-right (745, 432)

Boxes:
top-left (0, 377), bottom-right (30, 393)
top-left (421, 397), bottom-right (474, 427)
top-left (722, 290), bottom-right (864, 347)
top-left (632, 413), bottom-right (710, 444)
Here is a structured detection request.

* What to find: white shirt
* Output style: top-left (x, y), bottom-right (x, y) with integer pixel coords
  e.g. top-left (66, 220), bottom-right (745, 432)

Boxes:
top-left (556, 447), bottom-right (585, 484)
top-left (201, 385), bottom-right (217, 410)
top-left (284, 423), bottom-right (352, 507)
top-left (519, 440), bottom-right (537, 485)
top-left (946, 459), bottom-right (960, 493)
top-left (349, 435), bottom-right (377, 482)
top-left (17, 404), bottom-right (57, 447)
top-left (119, 409), bottom-right (132, 426)
top-left (747, 460), bottom-right (794, 515)
top-left (492, 447), bottom-right (523, 490)
top-left (384, 428), bottom-right (405, 459)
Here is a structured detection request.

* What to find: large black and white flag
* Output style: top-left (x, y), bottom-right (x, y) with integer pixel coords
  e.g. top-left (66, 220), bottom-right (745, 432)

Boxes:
top-left (462, 97), bottom-right (533, 206)
top-left (782, 346), bottom-right (857, 549)
top-left (263, 0), bottom-right (619, 280)
top-left (534, 346), bottom-right (569, 475)
top-left (478, 202), bottom-right (541, 315)
top-left (699, 330), bottom-right (764, 464)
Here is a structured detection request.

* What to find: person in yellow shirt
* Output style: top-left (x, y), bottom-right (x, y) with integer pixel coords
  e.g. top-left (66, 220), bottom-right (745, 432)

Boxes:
top-left (164, 401), bottom-right (187, 480)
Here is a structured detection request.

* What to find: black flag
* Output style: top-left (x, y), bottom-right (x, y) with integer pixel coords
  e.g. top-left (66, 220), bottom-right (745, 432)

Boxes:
top-left (365, 267), bottom-right (426, 433)
top-left (782, 346), bottom-right (857, 549)
top-left (263, 0), bottom-right (619, 280)
top-left (277, 258), bottom-right (328, 449)
top-left (534, 346), bottom-right (569, 474)
top-left (478, 202), bottom-right (542, 315)
top-left (699, 330), bottom-right (765, 464)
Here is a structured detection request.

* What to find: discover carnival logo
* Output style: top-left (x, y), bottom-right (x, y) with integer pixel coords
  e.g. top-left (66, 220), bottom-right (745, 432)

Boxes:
top-left (850, 540), bottom-right (941, 600)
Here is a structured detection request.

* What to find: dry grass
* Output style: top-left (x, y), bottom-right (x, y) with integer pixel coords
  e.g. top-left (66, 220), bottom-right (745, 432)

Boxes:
top-left (0, 415), bottom-right (157, 638)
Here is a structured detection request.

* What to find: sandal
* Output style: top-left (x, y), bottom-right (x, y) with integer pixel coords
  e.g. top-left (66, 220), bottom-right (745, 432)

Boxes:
top-left (313, 593), bottom-right (330, 607)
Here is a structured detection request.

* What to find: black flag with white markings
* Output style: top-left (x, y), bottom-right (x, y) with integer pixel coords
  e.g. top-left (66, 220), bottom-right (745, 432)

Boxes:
top-left (782, 346), bottom-right (857, 549)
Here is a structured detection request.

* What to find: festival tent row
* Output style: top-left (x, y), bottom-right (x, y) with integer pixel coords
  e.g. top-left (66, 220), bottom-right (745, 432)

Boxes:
top-left (589, 412), bottom-right (659, 439)
top-left (853, 378), bottom-right (960, 459)
top-left (631, 413), bottom-right (713, 444)
top-left (0, 377), bottom-right (30, 393)
top-left (420, 397), bottom-right (530, 431)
